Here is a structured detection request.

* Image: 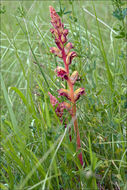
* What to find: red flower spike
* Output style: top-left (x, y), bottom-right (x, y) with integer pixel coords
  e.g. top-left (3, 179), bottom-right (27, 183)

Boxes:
top-left (50, 47), bottom-right (62, 58)
top-left (70, 71), bottom-right (78, 85)
top-left (65, 42), bottom-right (74, 55)
top-left (49, 6), bottom-right (84, 166)
top-left (55, 66), bottom-right (68, 80)
top-left (58, 88), bottom-right (71, 100)
top-left (66, 51), bottom-right (77, 65)
top-left (74, 88), bottom-right (85, 102)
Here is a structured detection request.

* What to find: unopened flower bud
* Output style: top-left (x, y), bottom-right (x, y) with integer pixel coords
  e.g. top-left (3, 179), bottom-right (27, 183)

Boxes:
top-left (49, 6), bottom-right (63, 30)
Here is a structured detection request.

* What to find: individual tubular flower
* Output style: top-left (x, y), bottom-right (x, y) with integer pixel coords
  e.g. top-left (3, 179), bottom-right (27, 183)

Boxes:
top-left (55, 66), bottom-right (68, 80)
top-left (70, 71), bottom-right (78, 85)
top-left (61, 29), bottom-right (68, 43)
top-left (55, 38), bottom-right (64, 50)
top-left (58, 89), bottom-right (71, 100)
top-left (74, 88), bottom-right (85, 102)
top-left (50, 47), bottom-right (62, 58)
top-left (61, 33), bottom-right (67, 43)
top-left (65, 42), bottom-right (74, 55)
top-left (66, 52), bottom-right (77, 65)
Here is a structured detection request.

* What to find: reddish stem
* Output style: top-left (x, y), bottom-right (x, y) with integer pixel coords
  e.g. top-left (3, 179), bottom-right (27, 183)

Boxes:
top-left (62, 47), bottom-right (83, 166)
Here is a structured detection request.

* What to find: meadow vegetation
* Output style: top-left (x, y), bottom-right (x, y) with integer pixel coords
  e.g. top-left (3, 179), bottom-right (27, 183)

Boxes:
top-left (1, 0), bottom-right (127, 189)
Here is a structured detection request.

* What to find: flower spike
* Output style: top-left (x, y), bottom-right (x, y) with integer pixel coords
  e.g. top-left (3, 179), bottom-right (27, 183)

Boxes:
top-left (49, 6), bottom-right (85, 166)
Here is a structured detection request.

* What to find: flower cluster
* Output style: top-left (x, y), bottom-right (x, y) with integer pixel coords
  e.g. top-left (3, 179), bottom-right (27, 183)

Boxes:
top-left (48, 6), bottom-right (85, 166)
top-left (49, 6), bottom-right (85, 110)
top-left (48, 92), bottom-right (72, 122)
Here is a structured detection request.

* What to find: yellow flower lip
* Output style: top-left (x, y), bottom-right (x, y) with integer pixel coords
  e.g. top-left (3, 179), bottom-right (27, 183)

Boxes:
top-left (74, 88), bottom-right (85, 101)
top-left (70, 71), bottom-right (78, 85)
top-left (66, 51), bottom-right (77, 65)
top-left (50, 47), bottom-right (62, 58)
top-left (65, 42), bottom-right (74, 55)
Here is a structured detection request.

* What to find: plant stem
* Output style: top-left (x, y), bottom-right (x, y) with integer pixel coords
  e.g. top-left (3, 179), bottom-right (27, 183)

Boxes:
top-left (62, 48), bottom-right (83, 166)
top-left (73, 104), bottom-right (83, 166)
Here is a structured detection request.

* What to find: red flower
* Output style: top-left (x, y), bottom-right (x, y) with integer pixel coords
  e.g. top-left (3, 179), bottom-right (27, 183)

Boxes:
top-left (55, 66), bottom-right (68, 80)
top-left (49, 6), bottom-right (68, 50)
top-left (74, 88), bottom-right (85, 101)
top-left (70, 71), bottom-right (78, 85)
top-left (66, 51), bottom-right (77, 65)
top-left (48, 92), bottom-right (72, 120)
top-left (65, 42), bottom-right (74, 55)
top-left (50, 47), bottom-right (62, 58)
top-left (58, 88), bottom-right (71, 100)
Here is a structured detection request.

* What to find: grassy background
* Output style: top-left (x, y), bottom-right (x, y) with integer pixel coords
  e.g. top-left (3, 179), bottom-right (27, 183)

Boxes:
top-left (1, 0), bottom-right (126, 189)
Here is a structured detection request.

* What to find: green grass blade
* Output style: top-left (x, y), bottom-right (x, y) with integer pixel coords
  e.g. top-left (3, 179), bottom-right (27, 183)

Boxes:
top-left (93, 3), bottom-right (113, 90)
top-left (1, 74), bottom-right (20, 137)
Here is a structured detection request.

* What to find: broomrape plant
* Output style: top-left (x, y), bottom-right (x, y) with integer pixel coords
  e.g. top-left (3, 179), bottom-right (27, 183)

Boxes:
top-left (48, 6), bottom-right (85, 166)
